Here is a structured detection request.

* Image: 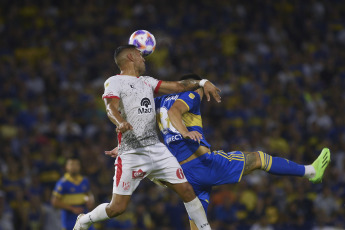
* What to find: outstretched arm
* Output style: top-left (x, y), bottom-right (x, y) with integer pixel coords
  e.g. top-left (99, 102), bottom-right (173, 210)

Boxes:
top-left (104, 98), bottom-right (133, 133)
top-left (158, 79), bottom-right (221, 103)
top-left (167, 100), bottom-right (203, 142)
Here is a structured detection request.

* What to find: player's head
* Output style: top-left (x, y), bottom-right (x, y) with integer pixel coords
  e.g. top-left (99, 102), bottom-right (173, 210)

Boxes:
top-left (65, 156), bottom-right (81, 176)
top-left (114, 45), bottom-right (145, 75)
top-left (180, 73), bottom-right (204, 98)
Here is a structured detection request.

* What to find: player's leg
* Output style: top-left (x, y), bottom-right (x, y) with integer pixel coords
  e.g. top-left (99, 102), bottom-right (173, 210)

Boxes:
top-left (150, 143), bottom-right (211, 230)
top-left (74, 194), bottom-right (131, 229)
top-left (243, 148), bottom-right (331, 183)
top-left (188, 197), bottom-right (210, 230)
top-left (163, 181), bottom-right (211, 230)
top-left (74, 152), bottom-right (146, 230)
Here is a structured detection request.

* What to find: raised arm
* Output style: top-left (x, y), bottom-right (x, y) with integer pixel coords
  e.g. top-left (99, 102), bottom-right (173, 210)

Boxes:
top-left (104, 97), bottom-right (133, 133)
top-left (158, 79), bottom-right (221, 103)
top-left (167, 100), bottom-right (203, 142)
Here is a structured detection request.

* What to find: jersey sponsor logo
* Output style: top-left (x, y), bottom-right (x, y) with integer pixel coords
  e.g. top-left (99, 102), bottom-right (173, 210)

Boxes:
top-left (132, 169), bottom-right (146, 179)
top-left (122, 182), bottom-right (131, 191)
top-left (165, 95), bottom-right (178, 102)
top-left (166, 134), bottom-right (183, 145)
top-left (138, 97), bottom-right (152, 114)
top-left (189, 93), bottom-right (195, 99)
top-left (176, 168), bottom-right (185, 179)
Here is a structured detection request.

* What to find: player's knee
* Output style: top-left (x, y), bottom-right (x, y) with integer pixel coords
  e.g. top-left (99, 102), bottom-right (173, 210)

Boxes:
top-left (106, 201), bottom-right (127, 217)
top-left (177, 182), bottom-right (196, 202)
top-left (244, 152), bottom-right (261, 173)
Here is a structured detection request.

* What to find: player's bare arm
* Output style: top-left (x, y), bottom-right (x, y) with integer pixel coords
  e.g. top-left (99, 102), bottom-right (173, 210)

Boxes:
top-left (168, 100), bottom-right (203, 142)
top-left (158, 80), bottom-right (221, 103)
top-left (104, 97), bottom-right (133, 133)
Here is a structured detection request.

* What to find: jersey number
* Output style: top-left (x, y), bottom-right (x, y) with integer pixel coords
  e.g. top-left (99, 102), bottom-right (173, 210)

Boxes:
top-left (156, 107), bottom-right (178, 134)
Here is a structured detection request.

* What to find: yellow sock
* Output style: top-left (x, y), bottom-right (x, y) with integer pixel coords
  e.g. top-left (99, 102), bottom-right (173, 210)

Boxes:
top-left (258, 151), bottom-right (273, 172)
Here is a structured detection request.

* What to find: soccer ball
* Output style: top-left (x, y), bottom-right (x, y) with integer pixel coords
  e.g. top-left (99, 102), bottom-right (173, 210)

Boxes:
top-left (128, 30), bottom-right (156, 57)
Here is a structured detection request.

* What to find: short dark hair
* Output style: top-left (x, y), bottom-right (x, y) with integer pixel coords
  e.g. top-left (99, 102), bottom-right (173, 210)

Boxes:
top-left (180, 73), bottom-right (202, 81)
top-left (114, 45), bottom-right (137, 60)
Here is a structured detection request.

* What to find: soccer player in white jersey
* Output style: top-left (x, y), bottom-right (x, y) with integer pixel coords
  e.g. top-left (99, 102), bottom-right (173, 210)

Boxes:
top-left (73, 45), bottom-right (221, 230)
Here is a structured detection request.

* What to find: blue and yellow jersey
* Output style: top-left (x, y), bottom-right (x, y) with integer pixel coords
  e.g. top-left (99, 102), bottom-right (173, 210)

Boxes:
top-left (53, 173), bottom-right (91, 230)
top-left (154, 91), bottom-right (211, 162)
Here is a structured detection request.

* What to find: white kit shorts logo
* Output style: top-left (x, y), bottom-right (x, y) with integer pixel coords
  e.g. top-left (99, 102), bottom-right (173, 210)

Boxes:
top-left (138, 97), bottom-right (152, 114)
top-left (132, 169), bottom-right (146, 179)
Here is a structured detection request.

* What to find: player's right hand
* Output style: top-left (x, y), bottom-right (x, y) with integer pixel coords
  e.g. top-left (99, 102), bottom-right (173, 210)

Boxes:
top-left (203, 81), bottom-right (221, 103)
top-left (105, 147), bottom-right (119, 158)
top-left (116, 121), bottom-right (133, 133)
top-left (70, 206), bottom-right (84, 215)
top-left (182, 131), bottom-right (203, 143)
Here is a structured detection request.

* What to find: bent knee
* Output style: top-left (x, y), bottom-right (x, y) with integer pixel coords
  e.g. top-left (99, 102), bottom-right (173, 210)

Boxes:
top-left (178, 182), bottom-right (196, 202)
top-left (244, 152), bottom-right (261, 173)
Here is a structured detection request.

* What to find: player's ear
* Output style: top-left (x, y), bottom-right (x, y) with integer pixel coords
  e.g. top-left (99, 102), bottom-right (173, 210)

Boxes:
top-left (127, 53), bottom-right (134, 62)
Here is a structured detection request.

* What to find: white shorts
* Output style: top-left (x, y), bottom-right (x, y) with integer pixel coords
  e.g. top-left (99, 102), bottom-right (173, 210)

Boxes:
top-left (112, 142), bottom-right (188, 195)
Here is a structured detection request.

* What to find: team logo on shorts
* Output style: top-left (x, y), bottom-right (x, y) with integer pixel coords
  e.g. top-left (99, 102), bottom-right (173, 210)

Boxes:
top-left (176, 168), bottom-right (185, 179)
top-left (132, 169), bottom-right (146, 179)
top-left (138, 98), bottom-right (152, 114)
top-left (122, 182), bottom-right (131, 191)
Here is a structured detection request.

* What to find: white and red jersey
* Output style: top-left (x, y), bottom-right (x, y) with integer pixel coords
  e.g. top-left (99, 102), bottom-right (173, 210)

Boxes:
top-left (102, 75), bottom-right (162, 152)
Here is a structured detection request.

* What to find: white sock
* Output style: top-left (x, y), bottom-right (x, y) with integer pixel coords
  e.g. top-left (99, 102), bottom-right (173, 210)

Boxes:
top-left (303, 165), bottom-right (316, 179)
top-left (184, 197), bottom-right (211, 230)
top-left (80, 203), bottom-right (110, 227)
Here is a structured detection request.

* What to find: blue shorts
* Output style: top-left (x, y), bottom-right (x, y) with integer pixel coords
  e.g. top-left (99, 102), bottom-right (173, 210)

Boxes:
top-left (182, 150), bottom-right (245, 213)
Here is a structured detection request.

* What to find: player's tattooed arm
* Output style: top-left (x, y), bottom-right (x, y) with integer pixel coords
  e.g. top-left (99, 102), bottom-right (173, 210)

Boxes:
top-left (104, 98), bottom-right (133, 133)
top-left (158, 80), bottom-right (221, 102)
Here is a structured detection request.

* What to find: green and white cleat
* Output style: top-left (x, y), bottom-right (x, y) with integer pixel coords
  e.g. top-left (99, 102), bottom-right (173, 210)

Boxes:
top-left (309, 148), bottom-right (331, 184)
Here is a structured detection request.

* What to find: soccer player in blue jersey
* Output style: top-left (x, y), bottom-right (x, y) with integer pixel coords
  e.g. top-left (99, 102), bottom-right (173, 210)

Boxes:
top-left (52, 157), bottom-right (95, 230)
top-left (153, 73), bottom-right (330, 229)
top-left (106, 73), bottom-right (331, 229)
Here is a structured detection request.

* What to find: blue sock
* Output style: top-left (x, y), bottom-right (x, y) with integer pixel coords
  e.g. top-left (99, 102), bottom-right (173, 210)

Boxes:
top-left (258, 151), bottom-right (305, 176)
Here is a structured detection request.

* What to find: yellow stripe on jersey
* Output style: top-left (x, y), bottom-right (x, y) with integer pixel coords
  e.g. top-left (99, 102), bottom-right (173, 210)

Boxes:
top-left (176, 99), bottom-right (190, 111)
top-left (60, 193), bottom-right (88, 205)
top-left (205, 199), bottom-right (209, 203)
top-left (182, 113), bottom-right (202, 128)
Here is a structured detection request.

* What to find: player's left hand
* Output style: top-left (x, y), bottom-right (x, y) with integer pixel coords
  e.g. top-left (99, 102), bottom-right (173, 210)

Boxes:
top-left (203, 81), bottom-right (221, 103)
top-left (182, 131), bottom-right (203, 143)
top-left (105, 147), bottom-right (119, 158)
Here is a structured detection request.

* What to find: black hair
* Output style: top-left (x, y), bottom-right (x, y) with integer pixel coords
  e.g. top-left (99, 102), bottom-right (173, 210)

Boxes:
top-left (114, 44), bottom-right (137, 60)
top-left (179, 73), bottom-right (202, 81)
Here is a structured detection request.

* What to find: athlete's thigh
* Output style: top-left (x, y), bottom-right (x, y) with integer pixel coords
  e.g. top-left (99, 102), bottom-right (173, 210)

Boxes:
top-left (148, 143), bottom-right (188, 185)
top-left (182, 150), bottom-right (245, 187)
top-left (207, 150), bottom-right (245, 185)
top-left (113, 150), bottom-right (153, 195)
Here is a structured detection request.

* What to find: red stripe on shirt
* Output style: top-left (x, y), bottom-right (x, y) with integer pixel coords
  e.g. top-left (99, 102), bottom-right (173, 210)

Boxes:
top-left (102, 95), bottom-right (120, 100)
top-left (154, 80), bottom-right (162, 94)
top-left (115, 156), bottom-right (122, 187)
top-left (117, 132), bottom-right (122, 146)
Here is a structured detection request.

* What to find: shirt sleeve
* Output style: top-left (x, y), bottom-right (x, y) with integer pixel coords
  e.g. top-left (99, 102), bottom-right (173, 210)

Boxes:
top-left (141, 76), bottom-right (162, 94)
top-left (176, 92), bottom-right (201, 113)
top-left (102, 77), bottom-right (121, 99)
top-left (52, 180), bottom-right (64, 197)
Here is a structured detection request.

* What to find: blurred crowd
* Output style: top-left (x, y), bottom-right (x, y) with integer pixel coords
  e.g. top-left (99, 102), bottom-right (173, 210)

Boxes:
top-left (1, 0), bottom-right (345, 229)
